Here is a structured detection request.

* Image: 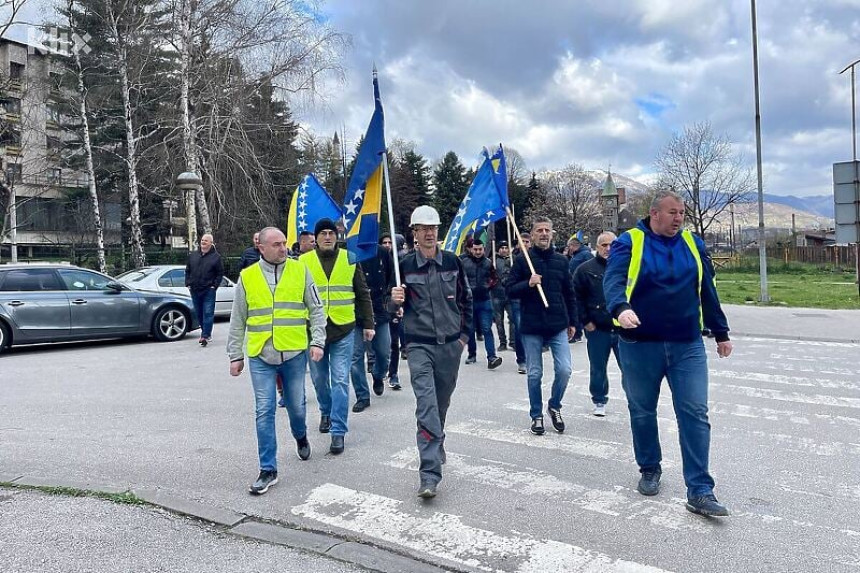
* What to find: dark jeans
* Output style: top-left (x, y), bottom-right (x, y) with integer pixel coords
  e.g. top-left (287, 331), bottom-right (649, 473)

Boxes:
top-left (467, 298), bottom-right (496, 359)
top-left (584, 329), bottom-right (621, 405)
top-left (350, 320), bottom-right (392, 400)
top-left (510, 300), bottom-right (525, 364)
top-left (618, 337), bottom-right (715, 498)
top-left (388, 320), bottom-right (403, 382)
top-left (190, 288), bottom-right (216, 338)
top-left (492, 295), bottom-right (513, 346)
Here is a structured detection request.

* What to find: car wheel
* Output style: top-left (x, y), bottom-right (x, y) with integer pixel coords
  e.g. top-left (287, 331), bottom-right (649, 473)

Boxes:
top-left (152, 306), bottom-right (189, 342)
top-left (0, 320), bottom-right (9, 354)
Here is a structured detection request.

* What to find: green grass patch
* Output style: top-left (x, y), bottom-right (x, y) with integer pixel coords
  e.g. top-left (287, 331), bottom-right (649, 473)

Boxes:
top-left (0, 482), bottom-right (145, 505)
top-left (716, 272), bottom-right (860, 309)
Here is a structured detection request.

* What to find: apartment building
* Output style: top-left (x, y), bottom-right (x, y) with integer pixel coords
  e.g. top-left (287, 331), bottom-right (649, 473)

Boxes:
top-left (0, 35), bottom-right (121, 260)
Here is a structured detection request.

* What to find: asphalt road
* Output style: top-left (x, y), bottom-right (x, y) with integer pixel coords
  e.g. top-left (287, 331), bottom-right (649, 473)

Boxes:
top-left (1, 306), bottom-right (859, 572)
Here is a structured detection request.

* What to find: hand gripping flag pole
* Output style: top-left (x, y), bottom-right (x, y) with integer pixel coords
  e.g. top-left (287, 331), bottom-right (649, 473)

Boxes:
top-left (506, 206), bottom-right (549, 308)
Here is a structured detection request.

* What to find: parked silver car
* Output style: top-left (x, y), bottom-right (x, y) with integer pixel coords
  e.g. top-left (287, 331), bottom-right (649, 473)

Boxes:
top-left (0, 263), bottom-right (198, 354)
top-left (116, 265), bottom-right (236, 318)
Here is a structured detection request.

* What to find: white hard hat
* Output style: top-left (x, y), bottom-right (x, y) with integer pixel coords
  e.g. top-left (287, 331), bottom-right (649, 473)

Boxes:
top-left (410, 205), bottom-right (441, 227)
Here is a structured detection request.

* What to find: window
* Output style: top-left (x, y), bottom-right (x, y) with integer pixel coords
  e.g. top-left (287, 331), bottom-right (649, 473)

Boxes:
top-left (0, 268), bottom-right (63, 291)
top-left (49, 71), bottom-right (61, 91)
top-left (6, 164), bottom-right (22, 183)
top-left (158, 269), bottom-right (185, 287)
top-left (1, 97), bottom-right (21, 115)
top-left (9, 62), bottom-right (24, 82)
top-left (47, 135), bottom-right (62, 153)
top-left (57, 268), bottom-right (113, 291)
top-left (116, 268), bottom-right (158, 283)
top-left (46, 103), bottom-right (61, 125)
top-left (1, 127), bottom-right (22, 147)
top-left (48, 168), bottom-right (62, 185)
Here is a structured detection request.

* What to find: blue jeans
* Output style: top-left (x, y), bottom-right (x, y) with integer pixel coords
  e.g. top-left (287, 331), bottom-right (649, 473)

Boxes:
top-left (467, 298), bottom-right (497, 358)
top-left (190, 288), bottom-right (216, 338)
top-left (248, 353), bottom-right (308, 472)
top-left (510, 300), bottom-right (525, 364)
top-left (350, 321), bottom-right (392, 400)
top-left (618, 337), bottom-right (715, 498)
top-left (584, 329), bottom-right (621, 405)
top-left (522, 329), bottom-right (572, 419)
top-left (309, 333), bottom-right (354, 436)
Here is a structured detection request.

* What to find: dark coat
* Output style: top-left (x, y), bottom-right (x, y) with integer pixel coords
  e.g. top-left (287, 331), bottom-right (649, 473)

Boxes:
top-left (507, 246), bottom-right (578, 336)
top-left (568, 246), bottom-right (594, 276)
top-left (572, 256), bottom-right (615, 332)
top-left (359, 246), bottom-right (394, 323)
top-left (237, 246), bottom-right (261, 272)
top-left (185, 248), bottom-right (224, 293)
top-left (461, 254), bottom-right (494, 301)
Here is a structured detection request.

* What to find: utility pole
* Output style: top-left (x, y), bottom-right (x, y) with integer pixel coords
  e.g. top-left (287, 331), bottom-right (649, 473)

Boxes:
top-left (751, 0), bottom-right (770, 302)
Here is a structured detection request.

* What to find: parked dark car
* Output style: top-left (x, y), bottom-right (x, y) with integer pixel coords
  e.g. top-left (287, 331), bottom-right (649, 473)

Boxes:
top-left (0, 263), bottom-right (198, 354)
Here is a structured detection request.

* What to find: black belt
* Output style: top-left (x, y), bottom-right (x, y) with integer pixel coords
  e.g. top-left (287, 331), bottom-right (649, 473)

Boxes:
top-left (405, 332), bottom-right (462, 345)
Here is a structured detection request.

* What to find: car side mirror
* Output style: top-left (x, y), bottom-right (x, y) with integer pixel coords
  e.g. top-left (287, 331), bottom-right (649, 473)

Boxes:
top-left (105, 281), bottom-right (125, 292)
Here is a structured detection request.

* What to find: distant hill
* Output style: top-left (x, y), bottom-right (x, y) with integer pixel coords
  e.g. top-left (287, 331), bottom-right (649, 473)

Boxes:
top-left (763, 194), bottom-right (833, 218)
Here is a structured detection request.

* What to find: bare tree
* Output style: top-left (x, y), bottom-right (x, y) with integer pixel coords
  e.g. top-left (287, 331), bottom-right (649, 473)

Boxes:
top-left (532, 164), bottom-right (602, 242)
top-left (655, 121), bottom-right (754, 237)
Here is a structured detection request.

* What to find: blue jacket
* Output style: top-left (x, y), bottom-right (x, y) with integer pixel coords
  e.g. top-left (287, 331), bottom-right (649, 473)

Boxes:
top-left (568, 246), bottom-right (593, 277)
top-left (604, 218), bottom-right (730, 343)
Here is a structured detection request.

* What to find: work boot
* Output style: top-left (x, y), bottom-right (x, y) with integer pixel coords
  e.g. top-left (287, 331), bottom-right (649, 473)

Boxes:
top-left (488, 356), bottom-right (502, 370)
top-left (330, 435), bottom-right (345, 455)
top-left (686, 494), bottom-right (730, 517)
top-left (372, 376), bottom-right (385, 396)
top-left (352, 399), bottom-right (370, 413)
top-left (637, 470), bottom-right (662, 496)
top-left (296, 436), bottom-right (311, 461)
top-left (319, 415), bottom-right (331, 434)
top-left (248, 470), bottom-right (278, 495)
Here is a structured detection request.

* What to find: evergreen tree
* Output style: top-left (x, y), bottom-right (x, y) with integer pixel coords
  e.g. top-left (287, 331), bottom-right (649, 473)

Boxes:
top-left (389, 150), bottom-right (429, 237)
top-left (431, 151), bottom-right (468, 232)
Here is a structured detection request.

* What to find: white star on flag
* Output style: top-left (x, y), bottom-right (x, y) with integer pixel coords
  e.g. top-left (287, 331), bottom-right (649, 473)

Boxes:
top-left (354, 188), bottom-right (365, 201)
top-left (345, 201), bottom-right (358, 215)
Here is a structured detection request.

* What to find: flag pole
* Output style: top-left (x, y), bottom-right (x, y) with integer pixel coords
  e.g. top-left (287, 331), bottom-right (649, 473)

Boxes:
top-left (381, 150), bottom-right (401, 286)
top-left (506, 206), bottom-right (548, 308)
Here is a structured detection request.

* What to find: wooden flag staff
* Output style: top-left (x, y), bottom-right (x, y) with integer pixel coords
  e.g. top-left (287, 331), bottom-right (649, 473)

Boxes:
top-left (505, 206), bottom-right (548, 308)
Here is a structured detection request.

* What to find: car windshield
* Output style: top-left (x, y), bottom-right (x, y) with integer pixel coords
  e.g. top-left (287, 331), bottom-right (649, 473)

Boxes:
top-left (116, 268), bottom-right (159, 283)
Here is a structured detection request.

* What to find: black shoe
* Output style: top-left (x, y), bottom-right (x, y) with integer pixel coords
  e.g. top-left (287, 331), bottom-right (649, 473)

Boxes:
top-left (686, 494), bottom-right (729, 517)
top-left (517, 363), bottom-right (527, 374)
top-left (372, 376), bottom-right (384, 396)
top-left (476, 334), bottom-right (484, 341)
top-left (497, 343), bottom-right (508, 352)
top-left (637, 470), bottom-right (662, 496)
top-left (352, 399), bottom-right (370, 413)
top-left (488, 356), bottom-right (502, 370)
top-left (417, 481), bottom-right (437, 499)
top-left (547, 407), bottom-right (565, 433)
top-left (296, 436), bottom-right (311, 461)
top-left (330, 435), bottom-right (345, 455)
top-left (319, 415), bottom-right (331, 434)
top-left (465, 355), bottom-right (476, 364)
top-left (249, 470), bottom-right (278, 495)
top-left (200, 337), bottom-right (208, 347)
top-left (531, 416), bottom-right (545, 435)
top-left (388, 377), bottom-right (402, 390)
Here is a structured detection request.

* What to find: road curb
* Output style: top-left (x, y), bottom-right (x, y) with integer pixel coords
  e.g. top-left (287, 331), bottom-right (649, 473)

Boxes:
top-left (1, 475), bottom-right (456, 573)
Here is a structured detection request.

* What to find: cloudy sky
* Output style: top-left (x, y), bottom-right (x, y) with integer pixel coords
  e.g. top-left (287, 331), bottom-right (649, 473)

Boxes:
top-left (298, 0), bottom-right (860, 197)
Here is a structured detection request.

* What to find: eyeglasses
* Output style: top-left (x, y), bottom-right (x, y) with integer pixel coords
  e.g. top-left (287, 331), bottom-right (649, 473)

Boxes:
top-left (414, 225), bottom-right (438, 233)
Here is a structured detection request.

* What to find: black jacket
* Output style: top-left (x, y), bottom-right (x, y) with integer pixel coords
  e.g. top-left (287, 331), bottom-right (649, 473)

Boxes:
top-left (572, 256), bottom-right (615, 332)
top-left (185, 248), bottom-right (224, 293)
top-left (506, 247), bottom-right (578, 336)
top-left (360, 246), bottom-right (394, 323)
top-left (237, 246), bottom-right (261, 272)
top-left (461, 254), bottom-right (494, 301)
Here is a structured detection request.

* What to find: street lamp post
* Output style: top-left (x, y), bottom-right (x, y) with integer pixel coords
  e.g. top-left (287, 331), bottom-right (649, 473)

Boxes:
top-left (175, 171), bottom-right (201, 250)
top-left (750, 0), bottom-right (770, 302)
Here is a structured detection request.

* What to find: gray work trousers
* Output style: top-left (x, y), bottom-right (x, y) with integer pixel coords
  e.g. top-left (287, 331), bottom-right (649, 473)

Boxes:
top-left (407, 339), bottom-right (464, 486)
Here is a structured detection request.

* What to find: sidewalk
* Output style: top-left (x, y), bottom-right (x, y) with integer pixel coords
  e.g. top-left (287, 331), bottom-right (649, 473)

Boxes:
top-left (723, 304), bottom-right (860, 343)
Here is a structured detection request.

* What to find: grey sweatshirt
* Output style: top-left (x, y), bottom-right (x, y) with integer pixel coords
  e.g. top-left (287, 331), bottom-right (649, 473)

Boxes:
top-left (226, 257), bottom-right (326, 365)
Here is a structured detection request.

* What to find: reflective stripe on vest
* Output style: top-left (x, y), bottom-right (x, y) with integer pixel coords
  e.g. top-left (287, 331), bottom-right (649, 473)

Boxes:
top-left (613, 228), bottom-right (704, 327)
top-left (300, 249), bottom-right (356, 325)
top-left (240, 261), bottom-right (309, 356)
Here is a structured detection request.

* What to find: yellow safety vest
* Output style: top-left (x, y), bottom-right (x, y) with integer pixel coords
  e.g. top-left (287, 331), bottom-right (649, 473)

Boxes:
top-left (300, 249), bottom-right (356, 325)
top-left (614, 228), bottom-right (704, 327)
top-left (240, 261), bottom-right (308, 356)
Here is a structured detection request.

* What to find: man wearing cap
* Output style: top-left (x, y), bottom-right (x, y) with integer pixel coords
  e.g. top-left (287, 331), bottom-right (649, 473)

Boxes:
top-left (492, 241), bottom-right (513, 352)
top-left (300, 218), bottom-right (374, 455)
top-left (227, 227), bottom-right (326, 495)
top-left (389, 205), bottom-right (473, 499)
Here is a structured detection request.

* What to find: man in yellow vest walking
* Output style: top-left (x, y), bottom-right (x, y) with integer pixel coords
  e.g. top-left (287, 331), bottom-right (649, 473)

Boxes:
top-left (227, 227), bottom-right (326, 495)
top-left (300, 218), bottom-right (375, 455)
top-left (604, 189), bottom-right (733, 517)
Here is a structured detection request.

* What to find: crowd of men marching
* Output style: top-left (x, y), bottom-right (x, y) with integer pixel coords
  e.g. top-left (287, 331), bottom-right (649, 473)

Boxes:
top-left (186, 190), bottom-right (734, 517)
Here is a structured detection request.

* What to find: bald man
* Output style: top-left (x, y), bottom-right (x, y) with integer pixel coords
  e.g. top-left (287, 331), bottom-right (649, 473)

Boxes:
top-left (186, 233), bottom-right (224, 346)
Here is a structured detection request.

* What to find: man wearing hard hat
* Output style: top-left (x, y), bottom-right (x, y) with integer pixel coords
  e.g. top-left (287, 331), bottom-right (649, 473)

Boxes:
top-left (389, 205), bottom-right (473, 499)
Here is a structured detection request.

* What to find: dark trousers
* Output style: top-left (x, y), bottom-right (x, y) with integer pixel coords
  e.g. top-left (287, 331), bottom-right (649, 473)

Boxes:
top-left (388, 320), bottom-right (403, 381)
top-left (492, 295), bottom-right (513, 346)
top-left (190, 288), bottom-right (216, 339)
top-left (584, 328), bottom-right (621, 405)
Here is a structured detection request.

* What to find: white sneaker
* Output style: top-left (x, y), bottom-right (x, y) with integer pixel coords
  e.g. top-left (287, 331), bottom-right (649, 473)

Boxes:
top-left (593, 404), bottom-right (606, 417)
